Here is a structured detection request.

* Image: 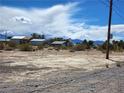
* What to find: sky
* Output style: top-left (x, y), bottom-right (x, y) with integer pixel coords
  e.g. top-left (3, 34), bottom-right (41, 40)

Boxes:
top-left (0, 0), bottom-right (124, 40)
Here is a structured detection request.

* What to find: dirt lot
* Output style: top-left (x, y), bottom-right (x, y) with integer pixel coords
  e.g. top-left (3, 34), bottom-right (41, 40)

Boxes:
top-left (0, 49), bottom-right (124, 93)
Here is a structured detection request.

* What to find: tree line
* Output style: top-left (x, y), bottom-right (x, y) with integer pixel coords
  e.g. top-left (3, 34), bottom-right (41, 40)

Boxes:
top-left (0, 32), bottom-right (124, 52)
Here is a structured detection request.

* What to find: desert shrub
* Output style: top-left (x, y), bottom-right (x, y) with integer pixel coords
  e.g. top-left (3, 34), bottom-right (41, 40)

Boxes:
top-left (4, 45), bottom-right (13, 51)
top-left (97, 40), bottom-right (124, 52)
top-left (48, 47), bottom-right (54, 50)
top-left (32, 46), bottom-right (38, 51)
top-left (18, 44), bottom-right (32, 51)
top-left (115, 48), bottom-right (123, 52)
top-left (60, 46), bottom-right (68, 50)
top-left (69, 49), bottom-right (75, 52)
top-left (81, 40), bottom-right (94, 49)
top-left (41, 43), bottom-right (49, 48)
top-left (0, 42), bottom-right (4, 50)
top-left (38, 44), bottom-right (44, 50)
top-left (97, 41), bottom-right (113, 53)
top-left (54, 47), bottom-right (60, 51)
top-left (7, 41), bottom-right (17, 48)
top-left (0, 42), bottom-right (17, 50)
top-left (97, 46), bottom-right (106, 53)
top-left (105, 64), bottom-right (109, 68)
top-left (0, 42), bottom-right (13, 50)
top-left (116, 62), bottom-right (121, 67)
top-left (72, 44), bottom-right (85, 51)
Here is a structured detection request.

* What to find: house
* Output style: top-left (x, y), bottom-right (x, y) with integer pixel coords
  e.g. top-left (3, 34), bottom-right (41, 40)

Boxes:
top-left (51, 41), bottom-right (67, 47)
top-left (11, 36), bottom-right (31, 44)
top-left (30, 39), bottom-right (46, 45)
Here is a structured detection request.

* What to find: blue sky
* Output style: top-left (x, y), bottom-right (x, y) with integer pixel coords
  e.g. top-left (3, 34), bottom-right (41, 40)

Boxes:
top-left (0, 0), bottom-right (124, 40)
top-left (1, 0), bottom-right (124, 25)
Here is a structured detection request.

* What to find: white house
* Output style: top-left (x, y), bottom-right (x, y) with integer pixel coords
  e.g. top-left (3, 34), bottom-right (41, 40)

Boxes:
top-left (51, 41), bottom-right (67, 47)
top-left (11, 36), bottom-right (31, 44)
top-left (30, 39), bottom-right (46, 45)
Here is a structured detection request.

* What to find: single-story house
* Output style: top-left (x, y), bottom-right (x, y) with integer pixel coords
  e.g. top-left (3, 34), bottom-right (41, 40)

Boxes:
top-left (11, 36), bottom-right (31, 44)
top-left (51, 41), bottom-right (67, 47)
top-left (30, 39), bottom-right (46, 45)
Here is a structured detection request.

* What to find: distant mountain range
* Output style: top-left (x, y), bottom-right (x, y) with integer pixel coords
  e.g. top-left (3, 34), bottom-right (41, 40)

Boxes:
top-left (94, 41), bottom-right (104, 45)
top-left (72, 39), bottom-right (82, 44)
top-left (0, 34), bottom-right (13, 39)
top-left (0, 34), bottom-right (5, 39)
top-left (72, 39), bottom-right (104, 45)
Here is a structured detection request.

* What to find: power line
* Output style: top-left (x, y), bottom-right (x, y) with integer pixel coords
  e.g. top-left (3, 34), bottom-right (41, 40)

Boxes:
top-left (113, 3), bottom-right (124, 20)
top-left (108, 0), bottom-right (124, 20)
top-left (100, 0), bottom-right (124, 20)
top-left (100, 0), bottom-right (109, 7)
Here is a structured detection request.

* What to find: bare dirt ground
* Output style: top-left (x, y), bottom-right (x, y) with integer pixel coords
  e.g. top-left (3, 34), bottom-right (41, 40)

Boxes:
top-left (0, 49), bottom-right (124, 93)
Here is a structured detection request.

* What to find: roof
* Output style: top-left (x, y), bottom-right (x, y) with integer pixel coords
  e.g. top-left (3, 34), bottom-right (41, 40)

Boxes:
top-left (31, 39), bottom-right (46, 42)
top-left (11, 36), bottom-right (30, 40)
top-left (0, 39), bottom-right (10, 42)
top-left (52, 41), bottom-right (66, 45)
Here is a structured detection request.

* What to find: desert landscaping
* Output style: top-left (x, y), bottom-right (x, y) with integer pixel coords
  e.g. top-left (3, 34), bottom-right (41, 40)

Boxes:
top-left (0, 49), bottom-right (124, 93)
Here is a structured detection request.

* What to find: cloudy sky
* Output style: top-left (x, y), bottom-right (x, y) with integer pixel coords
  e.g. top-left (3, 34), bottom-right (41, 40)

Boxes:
top-left (0, 0), bottom-right (124, 40)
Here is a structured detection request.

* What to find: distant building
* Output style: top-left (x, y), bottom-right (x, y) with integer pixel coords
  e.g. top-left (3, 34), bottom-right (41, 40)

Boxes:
top-left (30, 39), bottom-right (46, 45)
top-left (51, 41), bottom-right (67, 47)
top-left (11, 36), bottom-right (31, 44)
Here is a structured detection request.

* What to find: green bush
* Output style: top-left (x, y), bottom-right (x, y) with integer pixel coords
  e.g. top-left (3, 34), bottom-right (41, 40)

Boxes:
top-left (18, 44), bottom-right (32, 51)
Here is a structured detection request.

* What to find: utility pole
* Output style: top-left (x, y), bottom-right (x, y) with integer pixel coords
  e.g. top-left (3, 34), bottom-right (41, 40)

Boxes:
top-left (5, 30), bottom-right (7, 42)
top-left (106, 0), bottom-right (113, 59)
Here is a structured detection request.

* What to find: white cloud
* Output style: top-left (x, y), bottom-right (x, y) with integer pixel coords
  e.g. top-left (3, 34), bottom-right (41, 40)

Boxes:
top-left (0, 3), bottom-right (124, 40)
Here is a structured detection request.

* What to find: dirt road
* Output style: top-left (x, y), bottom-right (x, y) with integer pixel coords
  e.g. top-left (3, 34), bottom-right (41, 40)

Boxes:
top-left (0, 49), bottom-right (124, 93)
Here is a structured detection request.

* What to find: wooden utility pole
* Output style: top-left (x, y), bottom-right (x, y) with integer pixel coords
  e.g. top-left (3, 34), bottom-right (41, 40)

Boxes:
top-left (106, 0), bottom-right (113, 59)
top-left (5, 30), bottom-right (7, 42)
